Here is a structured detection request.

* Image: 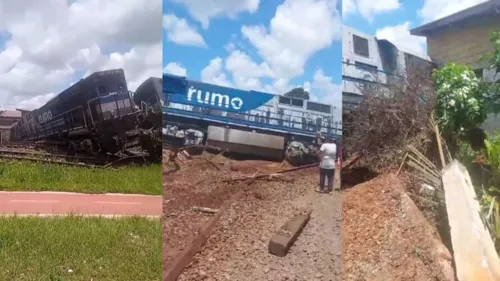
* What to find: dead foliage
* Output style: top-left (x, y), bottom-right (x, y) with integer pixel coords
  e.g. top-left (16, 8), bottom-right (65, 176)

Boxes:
top-left (344, 65), bottom-right (437, 173)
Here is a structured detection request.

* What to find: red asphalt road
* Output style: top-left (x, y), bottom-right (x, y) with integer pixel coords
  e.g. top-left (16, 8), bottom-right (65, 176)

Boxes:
top-left (0, 192), bottom-right (162, 217)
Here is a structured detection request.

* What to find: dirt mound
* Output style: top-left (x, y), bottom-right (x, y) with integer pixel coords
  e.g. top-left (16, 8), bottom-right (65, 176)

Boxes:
top-left (162, 148), bottom-right (319, 276)
top-left (342, 173), bottom-right (454, 281)
top-left (224, 160), bottom-right (291, 174)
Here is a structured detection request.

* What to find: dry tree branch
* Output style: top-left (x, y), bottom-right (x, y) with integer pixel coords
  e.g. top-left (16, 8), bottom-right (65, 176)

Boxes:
top-left (343, 64), bottom-right (437, 173)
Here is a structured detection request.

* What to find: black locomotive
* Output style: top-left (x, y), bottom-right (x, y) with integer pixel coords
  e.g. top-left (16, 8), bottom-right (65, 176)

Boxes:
top-left (10, 69), bottom-right (162, 160)
top-left (132, 76), bottom-right (164, 159)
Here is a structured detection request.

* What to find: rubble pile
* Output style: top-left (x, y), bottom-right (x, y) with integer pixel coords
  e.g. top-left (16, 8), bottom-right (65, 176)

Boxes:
top-left (342, 173), bottom-right (454, 281)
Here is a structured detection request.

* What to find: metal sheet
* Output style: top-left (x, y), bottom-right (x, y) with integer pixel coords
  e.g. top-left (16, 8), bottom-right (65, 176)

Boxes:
top-left (207, 126), bottom-right (284, 150)
top-left (206, 126), bottom-right (285, 159)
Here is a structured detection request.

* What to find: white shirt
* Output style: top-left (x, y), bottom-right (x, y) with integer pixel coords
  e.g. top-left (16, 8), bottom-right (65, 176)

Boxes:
top-left (319, 143), bottom-right (337, 169)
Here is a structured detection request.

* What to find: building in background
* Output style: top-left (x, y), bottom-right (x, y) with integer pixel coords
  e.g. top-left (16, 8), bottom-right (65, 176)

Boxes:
top-left (342, 25), bottom-right (433, 115)
top-left (0, 110), bottom-right (22, 143)
top-left (410, 0), bottom-right (500, 132)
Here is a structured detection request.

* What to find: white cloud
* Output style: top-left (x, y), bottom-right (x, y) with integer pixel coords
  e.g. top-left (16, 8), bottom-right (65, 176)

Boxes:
top-left (172, 0), bottom-right (260, 29)
top-left (194, 0), bottom-right (343, 109)
top-left (201, 57), bottom-right (232, 87)
top-left (0, 0), bottom-right (162, 110)
top-left (360, 0), bottom-right (401, 21)
top-left (375, 21), bottom-right (427, 57)
top-left (87, 42), bottom-right (163, 91)
top-left (225, 50), bottom-right (275, 90)
top-left (223, 34), bottom-right (247, 53)
top-left (199, 55), bottom-right (341, 110)
top-left (310, 69), bottom-right (342, 107)
top-left (418, 0), bottom-right (488, 23)
top-left (163, 13), bottom-right (207, 47)
top-left (164, 62), bottom-right (187, 76)
top-left (342, 0), bottom-right (357, 17)
top-left (241, 0), bottom-right (341, 80)
top-left (224, 42), bottom-right (236, 52)
top-left (16, 93), bottom-right (56, 111)
top-left (347, 0), bottom-right (400, 21)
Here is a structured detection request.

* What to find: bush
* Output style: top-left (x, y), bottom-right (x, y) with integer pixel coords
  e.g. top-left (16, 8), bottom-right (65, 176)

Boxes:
top-left (485, 132), bottom-right (500, 189)
top-left (433, 63), bottom-right (488, 139)
top-left (461, 131), bottom-right (500, 252)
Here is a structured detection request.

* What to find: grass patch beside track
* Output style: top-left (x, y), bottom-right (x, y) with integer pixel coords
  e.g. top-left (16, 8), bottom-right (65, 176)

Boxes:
top-left (0, 216), bottom-right (161, 281)
top-left (0, 161), bottom-right (162, 195)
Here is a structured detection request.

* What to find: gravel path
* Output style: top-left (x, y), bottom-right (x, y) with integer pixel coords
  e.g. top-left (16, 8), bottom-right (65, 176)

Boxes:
top-left (178, 172), bottom-right (342, 281)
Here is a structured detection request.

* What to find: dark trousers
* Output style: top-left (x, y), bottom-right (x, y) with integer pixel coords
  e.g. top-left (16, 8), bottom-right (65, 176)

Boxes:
top-left (319, 168), bottom-right (334, 191)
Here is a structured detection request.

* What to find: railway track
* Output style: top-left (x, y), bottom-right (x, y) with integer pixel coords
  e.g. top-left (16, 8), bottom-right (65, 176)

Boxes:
top-left (0, 147), bottom-right (152, 168)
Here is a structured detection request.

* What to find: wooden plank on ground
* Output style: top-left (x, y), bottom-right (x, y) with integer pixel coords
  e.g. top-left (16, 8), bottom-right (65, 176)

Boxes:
top-left (163, 179), bottom-right (256, 281)
top-left (334, 166), bottom-right (341, 191)
top-left (268, 210), bottom-right (312, 257)
top-left (442, 160), bottom-right (500, 281)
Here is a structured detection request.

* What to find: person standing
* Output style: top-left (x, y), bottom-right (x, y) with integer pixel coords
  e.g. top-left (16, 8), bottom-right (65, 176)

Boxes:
top-left (317, 137), bottom-right (337, 194)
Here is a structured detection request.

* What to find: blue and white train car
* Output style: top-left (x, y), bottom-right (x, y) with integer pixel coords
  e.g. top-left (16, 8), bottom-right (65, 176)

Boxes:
top-left (163, 73), bottom-right (341, 163)
top-left (342, 25), bottom-right (434, 113)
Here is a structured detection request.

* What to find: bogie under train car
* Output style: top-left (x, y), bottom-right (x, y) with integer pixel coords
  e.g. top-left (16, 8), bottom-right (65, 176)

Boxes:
top-left (11, 69), bottom-right (161, 160)
top-left (163, 73), bottom-right (342, 165)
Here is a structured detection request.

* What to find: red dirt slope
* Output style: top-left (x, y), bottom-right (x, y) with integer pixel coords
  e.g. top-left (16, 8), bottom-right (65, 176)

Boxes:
top-left (342, 173), bottom-right (455, 281)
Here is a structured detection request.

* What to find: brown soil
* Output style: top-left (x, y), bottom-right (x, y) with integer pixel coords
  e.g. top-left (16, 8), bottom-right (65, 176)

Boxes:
top-left (163, 149), bottom-right (342, 280)
top-left (163, 151), bottom-right (242, 269)
top-left (342, 173), bottom-right (454, 281)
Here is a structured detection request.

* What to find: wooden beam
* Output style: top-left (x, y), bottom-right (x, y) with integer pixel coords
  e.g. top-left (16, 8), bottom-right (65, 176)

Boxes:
top-left (442, 161), bottom-right (500, 281)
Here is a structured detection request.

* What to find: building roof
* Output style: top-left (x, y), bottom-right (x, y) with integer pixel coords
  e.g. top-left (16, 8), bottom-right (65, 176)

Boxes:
top-left (0, 110), bottom-right (22, 118)
top-left (410, 0), bottom-right (500, 36)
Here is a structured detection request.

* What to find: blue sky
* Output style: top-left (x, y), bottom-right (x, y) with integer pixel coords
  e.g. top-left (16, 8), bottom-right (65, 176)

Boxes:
top-left (344, 0), bottom-right (423, 34)
top-left (163, 0), bottom-right (343, 110)
top-left (342, 0), bottom-right (489, 57)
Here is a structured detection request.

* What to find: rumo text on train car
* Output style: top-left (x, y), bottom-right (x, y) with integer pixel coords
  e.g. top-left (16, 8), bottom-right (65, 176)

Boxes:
top-left (187, 86), bottom-right (244, 110)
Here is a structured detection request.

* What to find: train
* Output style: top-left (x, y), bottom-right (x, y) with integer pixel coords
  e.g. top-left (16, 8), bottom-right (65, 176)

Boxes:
top-left (342, 24), bottom-right (435, 113)
top-left (132, 76), bottom-right (163, 159)
top-left (162, 73), bottom-right (342, 164)
top-left (10, 69), bottom-right (162, 161)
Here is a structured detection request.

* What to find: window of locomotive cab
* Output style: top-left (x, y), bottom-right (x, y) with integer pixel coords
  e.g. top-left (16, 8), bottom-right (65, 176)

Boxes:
top-left (353, 34), bottom-right (369, 57)
top-left (291, 98), bottom-right (304, 107)
top-left (307, 101), bottom-right (331, 114)
top-left (278, 96), bottom-right (291, 105)
top-left (97, 85), bottom-right (107, 95)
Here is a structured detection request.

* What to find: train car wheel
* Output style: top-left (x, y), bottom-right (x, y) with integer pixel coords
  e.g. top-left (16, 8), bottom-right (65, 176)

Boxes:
top-left (67, 141), bottom-right (77, 156)
top-left (82, 139), bottom-right (98, 156)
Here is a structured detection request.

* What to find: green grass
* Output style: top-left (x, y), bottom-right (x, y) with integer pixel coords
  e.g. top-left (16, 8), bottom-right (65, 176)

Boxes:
top-left (0, 216), bottom-right (162, 281)
top-left (0, 161), bottom-right (162, 195)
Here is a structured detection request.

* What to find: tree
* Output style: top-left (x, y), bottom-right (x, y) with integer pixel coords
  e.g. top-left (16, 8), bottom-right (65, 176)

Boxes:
top-left (433, 63), bottom-right (488, 141)
top-left (284, 87), bottom-right (310, 100)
